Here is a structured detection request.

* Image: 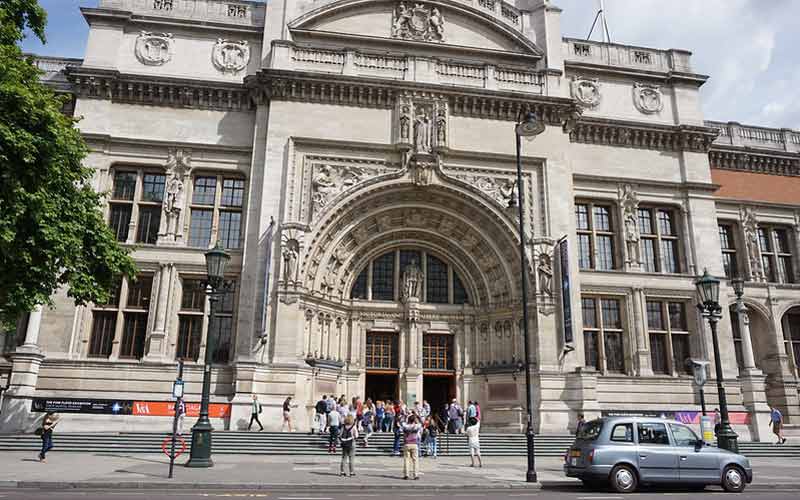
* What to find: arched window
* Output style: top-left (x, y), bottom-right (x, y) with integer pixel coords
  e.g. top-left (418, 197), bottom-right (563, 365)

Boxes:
top-left (350, 248), bottom-right (469, 305)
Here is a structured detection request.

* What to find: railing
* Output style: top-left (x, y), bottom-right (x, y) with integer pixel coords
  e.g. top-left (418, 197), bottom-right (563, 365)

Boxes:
top-left (562, 38), bottom-right (691, 73)
top-left (474, 0), bottom-right (521, 27)
top-left (706, 121), bottom-right (800, 153)
top-left (98, 0), bottom-right (265, 26)
top-left (495, 67), bottom-right (543, 89)
top-left (354, 54), bottom-right (407, 73)
top-left (436, 61), bottom-right (486, 84)
top-left (292, 47), bottom-right (345, 67)
top-left (31, 56), bottom-right (82, 74)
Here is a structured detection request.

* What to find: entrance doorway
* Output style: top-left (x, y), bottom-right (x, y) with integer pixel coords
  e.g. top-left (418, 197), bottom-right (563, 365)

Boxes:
top-left (365, 371), bottom-right (398, 403)
top-left (423, 374), bottom-right (454, 416)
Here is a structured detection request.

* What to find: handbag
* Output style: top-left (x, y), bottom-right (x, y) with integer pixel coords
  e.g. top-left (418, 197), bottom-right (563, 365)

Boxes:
top-left (34, 427), bottom-right (43, 436)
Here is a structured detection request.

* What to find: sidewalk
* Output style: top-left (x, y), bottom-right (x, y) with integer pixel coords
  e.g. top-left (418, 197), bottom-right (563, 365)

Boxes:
top-left (0, 452), bottom-right (798, 490)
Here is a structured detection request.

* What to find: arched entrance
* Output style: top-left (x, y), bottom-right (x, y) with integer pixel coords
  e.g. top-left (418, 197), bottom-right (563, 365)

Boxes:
top-left (781, 306), bottom-right (800, 379)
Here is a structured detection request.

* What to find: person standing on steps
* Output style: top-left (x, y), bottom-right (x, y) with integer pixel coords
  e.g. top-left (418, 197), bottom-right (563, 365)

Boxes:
top-left (281, 396), bottom-right (294, 432)
top-left (769, 405), bottom-right (787, 444)
top-left (339, 415), bottom-right (358, 477)
top-left (466, 416), bottom-right (482, 468)
top-left (37, 412), bottom-right (60, 463)
top-left (401, 414), bottom-right (422, 480)
top-left (248, 394), bottom-right (264, 431)
top-left (314, 395), bottom-right (328, 435)
top-left (328, 404), bottom-right (341, 453)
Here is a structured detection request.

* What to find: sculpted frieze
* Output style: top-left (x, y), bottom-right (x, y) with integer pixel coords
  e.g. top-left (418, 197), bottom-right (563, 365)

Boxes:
top-left (310, 162), bottom-right (393, 218)
top-left (392, 2), bottom-right (445, 42)
top-left (135, 32), bottom-right (174, 66)
top-left (451, 173), bottom-right (517, 208)
top-left (212, 39), bottom-right (250, 74)
top-left (633, 82), bottom-right (664, 114)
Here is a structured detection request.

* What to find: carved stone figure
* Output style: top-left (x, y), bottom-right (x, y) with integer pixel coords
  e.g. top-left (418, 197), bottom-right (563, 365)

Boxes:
top-left (283, 243), bottom-right (299, 282)
top-left (392, 2), bottom-right (445, 42)
top-left (400, 107), bottom-right (411, 142)
top-left (410, 159), bottom-right (432, 186)
top-left (633, 82), bottom-right (664, 114)
top-left (538, 253), bottom-right (553, 297)
top-left (619, 184), bottom-right (641, 267)
top-left (429, 8), bottom-right (445, 40)
top-left (405, 210), bottom-right (426, 227)
top-left (571, 76), bottom-right (601, 108)
top-left (741, 207), bottom-right (763, 281)
top-left (311, 165), bottom-right (336, 213)
top-left (499, 179), bottom-right (517, 208)
top-left (159, 149), bottom-right (191, 243)
top-left (135, 32), bottom-right (174, 66)
top-left (414, 112), bottom-right (431, 153)
top-left (434, 108), bottom-right (447, 147)
top-left (212, 39), bottom-right (250, 74)
top-left (401, 258), bottom-right (423, 301)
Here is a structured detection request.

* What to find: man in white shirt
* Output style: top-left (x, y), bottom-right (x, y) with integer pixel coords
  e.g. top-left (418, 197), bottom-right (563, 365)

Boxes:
top-left (466, 417), bottom-right (481, 467)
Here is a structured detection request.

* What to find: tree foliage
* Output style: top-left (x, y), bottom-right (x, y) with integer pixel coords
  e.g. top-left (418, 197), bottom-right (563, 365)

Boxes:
top-left (0, 0), bottom-right (137, 328)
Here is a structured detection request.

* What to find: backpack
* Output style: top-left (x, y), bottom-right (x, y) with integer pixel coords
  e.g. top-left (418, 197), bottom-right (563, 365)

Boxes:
top-left (340, 425), bottom-right (354, 448)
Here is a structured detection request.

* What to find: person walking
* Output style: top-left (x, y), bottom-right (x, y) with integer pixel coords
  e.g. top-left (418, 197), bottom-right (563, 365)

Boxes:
top-left (466, 417), bottom-right (482, 467)
top-left (384, 402), bottom-right (395, 433)
top-left (375, 401), bottom-right (385, 432)
top-left (37, 412), bottom-right (60, 463)
top-left (248, 394), bottom-right (264, 431)
top-left (474, 401), bottom-right (481, 422)
top-left (339, 415), bottom-right (358, 477)
top-left (713, 408), bottom-right (721, 437)
top-left (426, 416), bottom-right (439, 458)
top-left (769, 405), bottom-right (787, 444)
top-left (575, 413), bottom-right (586, 435)
top-left (448, 399), bottom-right (463, 433)
top-left (176, 397), bottom-right (186, 436)
top-left (362, 399), bottom-right (375, 447)
top-left (281, 396), bottom-right (294, 432)
top-left (401, 414), bottom-right (422, 480)
top-left (314, 395), bottom-right (328, 435)
top-left (466, 401), bottom-right (477, 428)
top-left (328, 406), bottom-right (341, 453)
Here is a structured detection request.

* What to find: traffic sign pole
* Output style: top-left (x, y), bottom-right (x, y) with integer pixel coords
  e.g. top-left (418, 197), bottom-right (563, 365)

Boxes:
top-left (168, 360), bottom-right (184, 479)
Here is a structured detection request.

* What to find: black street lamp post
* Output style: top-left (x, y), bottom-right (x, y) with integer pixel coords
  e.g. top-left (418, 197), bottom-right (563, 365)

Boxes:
top-left (515, 110), bottom-right (545, 483)
top-left (694, 269), bottom-right (739, 453)
top-left (186, 240), bottom-right (232, 468)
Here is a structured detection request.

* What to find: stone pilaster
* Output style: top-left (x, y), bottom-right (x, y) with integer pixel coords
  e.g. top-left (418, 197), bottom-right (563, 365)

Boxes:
top-left (144, 263), bottom-right (175, 362)
top-left (0, 306), bottom-right (46, 432)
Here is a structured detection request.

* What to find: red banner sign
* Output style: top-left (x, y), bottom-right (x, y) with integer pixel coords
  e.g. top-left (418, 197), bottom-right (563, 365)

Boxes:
top-left (132, 401), bottom-right (231, 418)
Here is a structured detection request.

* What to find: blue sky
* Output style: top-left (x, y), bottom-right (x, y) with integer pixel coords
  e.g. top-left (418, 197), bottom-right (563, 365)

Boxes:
top-left (20, 0), bottom-right (800, 129)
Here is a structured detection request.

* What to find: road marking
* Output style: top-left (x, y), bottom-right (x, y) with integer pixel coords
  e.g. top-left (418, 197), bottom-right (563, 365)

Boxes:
top-left (278, 498), bottom-right (332, 500)
top-left (508, 495), bottom-right (539, 497)
top-left (577, 497), bottom-right (622, 500)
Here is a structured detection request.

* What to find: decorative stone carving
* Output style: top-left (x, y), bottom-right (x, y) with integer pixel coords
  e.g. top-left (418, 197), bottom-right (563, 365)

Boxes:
top-left (619, 184), bottom-right (641, 268)
top-left (409, 158), bottom-right (433, 186)
top-left (135, 32), bottom-right (174, 66)
top-left (212, 39), bottom-right (250, 74)
top-left (404, 210), bottom-right (427, 227)
top-left (282, 241), bottom-right (300, 283)
top-left (414, 107), bottom-right (433, 153)
top-left (376, 214), bottom-right (395, 233)
top-left (740, 207), bottom-right (764, 282)
top-left (401, 259), bottom-right (424, 302)
top-left (352, 225), bottom-right (371, 245)
top-left (537, 253), bottom-right (553, 297)
top-left (398, 102), bottom-right (412, 145)
top-left (311, 164), bottom-right (364, 215)
top-left (455, 174), bottom-right (516, 208)
top-left (633, 82), bottom-right (664, 114)
top-left (159, 149), bottom-right (191, 244)
top-left (570, 76), bottom-right (601, 109)
top-left (434, 106), bottom-right (447, 148)
top-left (392, 2), bottom-right (445, 42)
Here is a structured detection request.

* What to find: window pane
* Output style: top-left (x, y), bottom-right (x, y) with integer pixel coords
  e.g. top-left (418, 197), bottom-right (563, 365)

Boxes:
top-left (112, 172), bottom-right (137, 200)
top-left (211, 316), bottom-right (232, 364)
top-left (218, 281), bottom-right (236, 314)
top-left (672, 334), bottom-right (691, 374)
top-left (453, 272), bottom-right (469, 304)
top-left (189, 209), bottom-right (213, 248)
top-left (136, 206), bottom-right (161, 244)
top-left (660, 239), bottom-right (679, 273)
top-left (719, 225), bottom-right (734, 250)
top-left (218, 211), bottom-right (242, 249)
top-left (399, 250), bottom-right (422, 274)
top-left (758, 228), bottom-right (770, 252)
top-left (650, 332), bottom-right (668, 374)
top-left (371, 252), bottom-right (395, 301)
top-left (597, 235), bottom-right (614, 270)
top-left (366, 333), bottom-right (398, 369)
top-left (101, 278), bottom-right (122, 307)
top-left (657, 209), bottom-right (675, 236)
top-left (637, 208), bottom-right (653, 235)
top-left (638, 422), bottom-right (669, 445)
top-left (426, 255), bottom-right (449, 304)
top-left (582, 298), bottom-right (597, 328)
top-left (221, 178), bottom-right (245, 207)
top-left (141, 173), bottom-right (166, 202)
top-left (641, 239), bottom-right (657, 272)
top-left (601, 299), bottom-right (621, 329)
top-left (89, 311), bottom-right (116, 357)
top-left (127, 276), bottom-right (153, 309)
top-left (774, 229), bottom-right (791, 253)
top-left (177, 316), bottom-right (203, 361)
top-left (575, 204), bottom-right (589, 230)
top-left (763, 256), bottom-right (775, 282)
top-left (423, 334), bottom-right (453, 370)
top-left (594, 206), bottom-right (612, 232)
top-left (193, 177), bottom-right (217, 205)
top-left (778, 256), bottom-right (794, 284)
top-left (181, 280), bottom-right (206, 311)
top-left (351, 267), bottom-right (368, 299)
top-left (646, 301), bottom-right (663, 330)
top-left (120, 312), bottom-right (147, 359)
top-left (611, 423), bottom-right (634, 442)
top-left (668, 302), bottom-right (687, 330)
top-left (584, 331), bottom-right (599, 369)
top-left (109, 204), bottom-right (132, 242)
top-left (578, 234), bottom-right (592, 269)
top-left (604, 331), bottom-right (625, 372)
top-left (722, 253), bottom-right (737, 279)
top-left (669, 424), bottom-right (699, 447)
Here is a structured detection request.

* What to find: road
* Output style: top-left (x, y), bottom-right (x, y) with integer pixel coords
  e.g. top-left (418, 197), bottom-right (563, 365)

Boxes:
top-left (0, 486), bottom-right (798, 499)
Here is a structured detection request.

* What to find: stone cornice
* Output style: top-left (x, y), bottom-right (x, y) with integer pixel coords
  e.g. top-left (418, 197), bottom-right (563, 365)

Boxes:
top-left (66, 66), bottom-right (253, 112)
top-left (247, 69), bottom-right (580, 124)
top-left (568, 117), bottom-right (719, 153)
top-left (564, 61), bottom-right (709, 87)
top-left (709, 146), bottom-right (800, 177)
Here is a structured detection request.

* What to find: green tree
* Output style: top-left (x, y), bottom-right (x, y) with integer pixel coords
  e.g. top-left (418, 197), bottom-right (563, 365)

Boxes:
top-left (0, 0), bottom-right (137, 329)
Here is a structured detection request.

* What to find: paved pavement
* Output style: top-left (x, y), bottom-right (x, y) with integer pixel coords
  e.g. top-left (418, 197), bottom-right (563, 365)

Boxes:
top-left (0, 452), bottom-right (799, 491)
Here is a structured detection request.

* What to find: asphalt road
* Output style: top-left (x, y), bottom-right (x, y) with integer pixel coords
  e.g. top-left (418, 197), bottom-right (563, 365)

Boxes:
top-left (0, 486), bottom-right (798, 500)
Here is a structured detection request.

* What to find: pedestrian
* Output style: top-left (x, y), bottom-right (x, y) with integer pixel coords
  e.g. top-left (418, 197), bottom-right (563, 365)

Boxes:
top-left (328, 406), bottom-right (341, 453)
top-left (769, 405), bottom-right (787, 444)
top-left (466, 417), bottom-right (482, 467)
top-left (37, 412), bottom-right (60, 463)
top-left (362, 399), bottom-right (375, 447)
top-left (426, 416), bottom-right (439, 458)
top-left (713, 408), bottom-right (721, 437)
top-left (375, 401), bottom-right (385, 432)
top-left (392, 400), bottom-right (405, 456)
top-left (421, 400), bottom-right (431, 419)
top-left (281, 396), bottom-right (294, 432)
top-left (466, 400), bottom-right (477, 428)
top-left (402, 414), bottom-right (422, 480)
top-left (314, 395), bottom-right (328, 434)
top-left (474, 401), bottom-right (481, 422)
top-left (440, 403), bottom-right (450, 433)
top-left (384, 402), bottom-right (395, 432)
top-left (339, 415), bottom-right (358, 477)
top-left (248, 394), bottom-right (264, 431)
top-left (448, 399), bottom-right (463, 433)
top-left (575, 413), bottom-right (586, 435)
top-left (176, 397), bottom-right (186, 436)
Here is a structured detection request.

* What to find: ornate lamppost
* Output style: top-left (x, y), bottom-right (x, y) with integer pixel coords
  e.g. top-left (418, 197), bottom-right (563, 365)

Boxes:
top-left (515, 110), bottom-right (545, 483)
top-left (694, 269), bottom-right (739, 453)
top-left (186, 240), bottom-right (232, 468)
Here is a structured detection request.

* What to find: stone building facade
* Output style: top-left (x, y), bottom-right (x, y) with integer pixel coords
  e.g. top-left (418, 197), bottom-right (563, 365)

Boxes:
top-left (1, 0), bottom-right (798, 439)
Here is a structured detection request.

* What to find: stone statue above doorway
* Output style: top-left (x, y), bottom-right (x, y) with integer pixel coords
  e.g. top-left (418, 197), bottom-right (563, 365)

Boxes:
top-left (401, 259), bottom-right (424, 302)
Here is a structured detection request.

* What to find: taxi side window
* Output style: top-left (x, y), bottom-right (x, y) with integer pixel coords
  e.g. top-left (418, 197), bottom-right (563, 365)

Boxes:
top-left (669, 423), bottom-right (699, 447)
top-left (610, 423), bottom-right (634, 442)
top-left (638, 422), bottom-right (670, 445)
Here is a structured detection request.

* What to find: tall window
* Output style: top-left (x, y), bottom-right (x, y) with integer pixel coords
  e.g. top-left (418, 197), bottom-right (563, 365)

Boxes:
top-left (365, 333), bottom-right (398, 369)
top-left (371, 252), bottom-right (395, 301)
top-left (188, 175), bottom-right (245, 249)
top-left (718, 223), bottom-right (739, 279)
top-left (582, 296), bottom-right (625, 373)
top-left (119, 276), bottom-right (153, 359)
top-left (423, 334), bottom-right (454, 371)
top-left (759, 226), bottom-right (795, 284)
top-left (646, 300), bottom-right (691, 375)
top-left (638, 207), bottom-right (681, 273)
top-left (88, 279), bottom-right (122, 357)
top-left (211, 281), bottom-right (237, 364)
top-left (575, 202), bottom-right (616, 270)
top-left (730, 305), bottom-right (745, 371)
top-left (108, 170), bottom-right (165, 244)
top-left (784, 309), bottom-right (800, 377)
top-left (177, 279), bottom-right (205, 361)
top-left (426, 255), bottom-right (449, 304)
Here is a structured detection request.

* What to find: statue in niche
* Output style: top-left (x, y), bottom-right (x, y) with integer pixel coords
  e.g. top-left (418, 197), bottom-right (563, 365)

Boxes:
top-left (311, 165), bottom-right (336, 212)
top-left (282, 243), bottom-right (299, 282)
top-left (620, 184), bottom-right (641, 267)
top-left (163, 174), bottom-right (184, 237)
top-left (741, 208), bottom-right (763, 280)
top-left (400, 113), bottom-right (411, 141)
top-left (538, 253), bottom-right (553, 297)
top-left (401, 259), bottom-right (423, 302)
top-left (434, 108), bottom-right (447, 147)
top-left (414, 112), bottom-right (431, 153)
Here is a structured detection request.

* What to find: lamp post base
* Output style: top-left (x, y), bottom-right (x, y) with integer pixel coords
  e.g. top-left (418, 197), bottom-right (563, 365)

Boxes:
top-left (185, 421), bottom-right (214, 468)
top-left (716, 424), bottom-right (739, 454)
top-left (525, 423), bottom-right (537, 483)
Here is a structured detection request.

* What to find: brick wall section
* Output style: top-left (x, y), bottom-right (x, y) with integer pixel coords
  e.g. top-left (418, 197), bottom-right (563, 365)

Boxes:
top-left (712, 168), bottom-right (800, 205)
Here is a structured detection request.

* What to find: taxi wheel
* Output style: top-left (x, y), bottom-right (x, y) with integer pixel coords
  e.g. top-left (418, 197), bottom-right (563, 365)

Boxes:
top-left (721, 465), bottom-right (746, 493)
top-left (609, 464), bottom-right (638, 494)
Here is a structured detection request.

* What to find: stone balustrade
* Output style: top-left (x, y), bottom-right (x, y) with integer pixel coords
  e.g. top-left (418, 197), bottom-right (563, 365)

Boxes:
top-left (706, 120), bottom-right (800, 153)
top-left (98, 0), bottom-right (265, 27)
top-left (562, 37), bottom-right (693, 74)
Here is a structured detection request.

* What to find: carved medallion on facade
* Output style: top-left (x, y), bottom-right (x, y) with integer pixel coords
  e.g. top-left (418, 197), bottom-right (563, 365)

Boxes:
top-left (212, 39), bottom-right (250, 74)
top-left (633, 82), bottom-right (664, 114)
top-left (392, 2), bottom-right (445, 42)
top-left (570, 76), bottom-right (601, 109)
top-left (135, 32), bottom-right (174, 66)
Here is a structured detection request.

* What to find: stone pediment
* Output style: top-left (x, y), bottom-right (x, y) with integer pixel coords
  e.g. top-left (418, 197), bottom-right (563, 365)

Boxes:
top-left (287, 0), bottom-right (542, 59)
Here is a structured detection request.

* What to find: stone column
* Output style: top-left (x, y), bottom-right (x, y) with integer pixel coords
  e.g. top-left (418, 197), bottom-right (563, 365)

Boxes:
top-left (631, 287), bottom-right (652, 376)
top-left (0, 306), bottom-right (46, 432)
top-left (736, 301), bottom-right (757, 370)
top-left (734, 300), bottom-right (772, 441)
top-left (401, 298), bottom-right (423, 403)
top-left (145, 263), bottom-right (174, 362)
